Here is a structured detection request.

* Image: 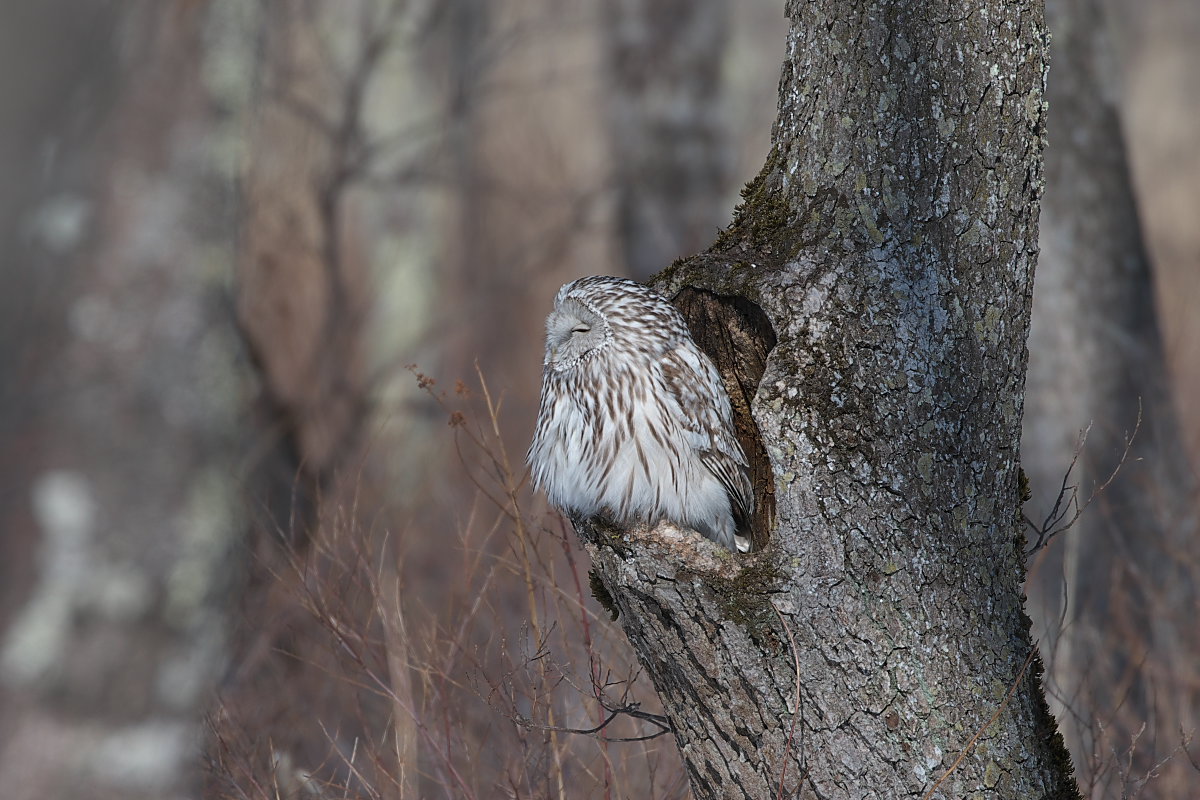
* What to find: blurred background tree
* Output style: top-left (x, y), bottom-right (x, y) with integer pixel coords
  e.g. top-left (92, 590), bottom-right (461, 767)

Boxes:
top-left (1024, 0), bottom-right (1200, 794)
top-left (0, 0), bottom-right (1196, 798)
top-left (0, 3), bottom-right (241, 798)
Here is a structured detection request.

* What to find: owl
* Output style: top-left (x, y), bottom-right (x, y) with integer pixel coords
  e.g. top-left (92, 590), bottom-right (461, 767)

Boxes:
top-left (527, 276), bottom-right (754, 552)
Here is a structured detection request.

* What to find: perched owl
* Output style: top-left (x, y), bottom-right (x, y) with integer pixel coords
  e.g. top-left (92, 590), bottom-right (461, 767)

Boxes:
top-left (527, 276), bottom-right (754, 552)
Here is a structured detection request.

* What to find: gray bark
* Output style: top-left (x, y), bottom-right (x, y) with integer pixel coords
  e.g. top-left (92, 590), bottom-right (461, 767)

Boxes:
top-left (1023, 0), bottom-right (1200, 792)
top-left (582, 1), bottom-right (1080, 797)
top-left (0, 4), bottom-right (240, 799)
top-left (603, 0), bottom-right (732, 280)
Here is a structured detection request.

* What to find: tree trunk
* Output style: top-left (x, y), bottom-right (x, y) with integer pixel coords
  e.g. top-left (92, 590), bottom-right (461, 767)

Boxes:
top-left (602, 0), bottom-right (732, 280)
top-left (0, 4), bottom-right (241, 799)
top-left (581, 1), bottom-right (1079, 797)
top-left (1023, 0), bottom-right (1200, 792)
top-left (213, 3), bottom-right (421, 794)
top-left (235, 0), bottom-right (380, 541)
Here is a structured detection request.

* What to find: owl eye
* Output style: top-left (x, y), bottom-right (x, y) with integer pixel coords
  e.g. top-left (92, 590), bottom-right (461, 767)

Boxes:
top-left (571, 325), bottom-right (591, 334)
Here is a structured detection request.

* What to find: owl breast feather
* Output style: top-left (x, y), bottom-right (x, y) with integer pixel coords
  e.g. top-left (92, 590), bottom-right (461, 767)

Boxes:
top-left (529, 348), bottom-right (742, 551)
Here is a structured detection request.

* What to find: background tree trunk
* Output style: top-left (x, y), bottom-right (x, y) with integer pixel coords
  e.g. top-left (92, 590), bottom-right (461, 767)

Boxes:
top-left (0, 4), bottom-right (241, 798)
top-left (583, 1), bottom-right (1079, 797)
top-left (235, 0), bottom-right (373, 542)
top-left (214, 3), bottom-right (422, 794)
top-left (1023, 0), bottom-right (1200, 792)
top-left (602, 0), bottom-right (732, 280)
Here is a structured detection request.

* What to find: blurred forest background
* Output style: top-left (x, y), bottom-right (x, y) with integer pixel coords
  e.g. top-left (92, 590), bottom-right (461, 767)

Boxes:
top-left (0, 1), bottom-right (1196, 798)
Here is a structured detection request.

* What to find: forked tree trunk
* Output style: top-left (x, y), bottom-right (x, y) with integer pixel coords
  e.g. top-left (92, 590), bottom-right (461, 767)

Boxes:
top-left (581, 1), bottom-right (1080, 797)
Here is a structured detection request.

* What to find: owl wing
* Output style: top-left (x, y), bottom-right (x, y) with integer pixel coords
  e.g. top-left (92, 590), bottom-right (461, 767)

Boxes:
top-left (660, 344), bottom-right (755, 531)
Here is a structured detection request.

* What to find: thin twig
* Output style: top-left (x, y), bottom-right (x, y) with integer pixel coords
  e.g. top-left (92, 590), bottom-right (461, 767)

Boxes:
top-left (1184, 729), bottom-right (1200, 775)
top-left (771, 600), bottom-right (804, 800)
top-left (921, 647), bottom-right (1037, 800)
top-left (1024, 403), bottom-right (1141, 556)
top-left (513, 700), bottom-right (673, 743)
top-left (558, 518), bottom-right (615, 797)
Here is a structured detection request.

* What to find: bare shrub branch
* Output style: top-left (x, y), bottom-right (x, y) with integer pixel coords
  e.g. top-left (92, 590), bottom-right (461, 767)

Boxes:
top-left (1024, 402), bottom-right (1142, 556)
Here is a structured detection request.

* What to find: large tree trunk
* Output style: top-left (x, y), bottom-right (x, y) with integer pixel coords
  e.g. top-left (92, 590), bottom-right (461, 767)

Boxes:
top-left (1024, 0), bottom-right (1200, 793)
top-left (582, 1), bottom-right (1079, 797)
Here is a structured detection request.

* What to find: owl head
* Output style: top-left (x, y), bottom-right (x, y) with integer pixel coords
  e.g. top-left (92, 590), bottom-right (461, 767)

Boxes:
top-left (544, 292), bottom-right (610, 370)
top-left (543, 276), bottom-right (688, 371)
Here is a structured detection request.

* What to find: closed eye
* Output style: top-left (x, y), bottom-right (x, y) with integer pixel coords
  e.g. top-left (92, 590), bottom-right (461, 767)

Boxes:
top-left (571, 325), bottom-right (591, 334)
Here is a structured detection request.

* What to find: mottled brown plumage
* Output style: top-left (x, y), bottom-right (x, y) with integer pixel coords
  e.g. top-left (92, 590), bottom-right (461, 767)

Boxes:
top-left (527, 276), bottom-right (753, 552)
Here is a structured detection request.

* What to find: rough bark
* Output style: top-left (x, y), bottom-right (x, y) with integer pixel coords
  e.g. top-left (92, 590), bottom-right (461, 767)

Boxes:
top-left (603, 0), bottom-right (732, 280)
top-left (1023, 0), bottom-right (1200, 792)
top-left (0, 4), bottom-right (240, 798)
top-left (581, 1), bottom-right (1080, 797)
